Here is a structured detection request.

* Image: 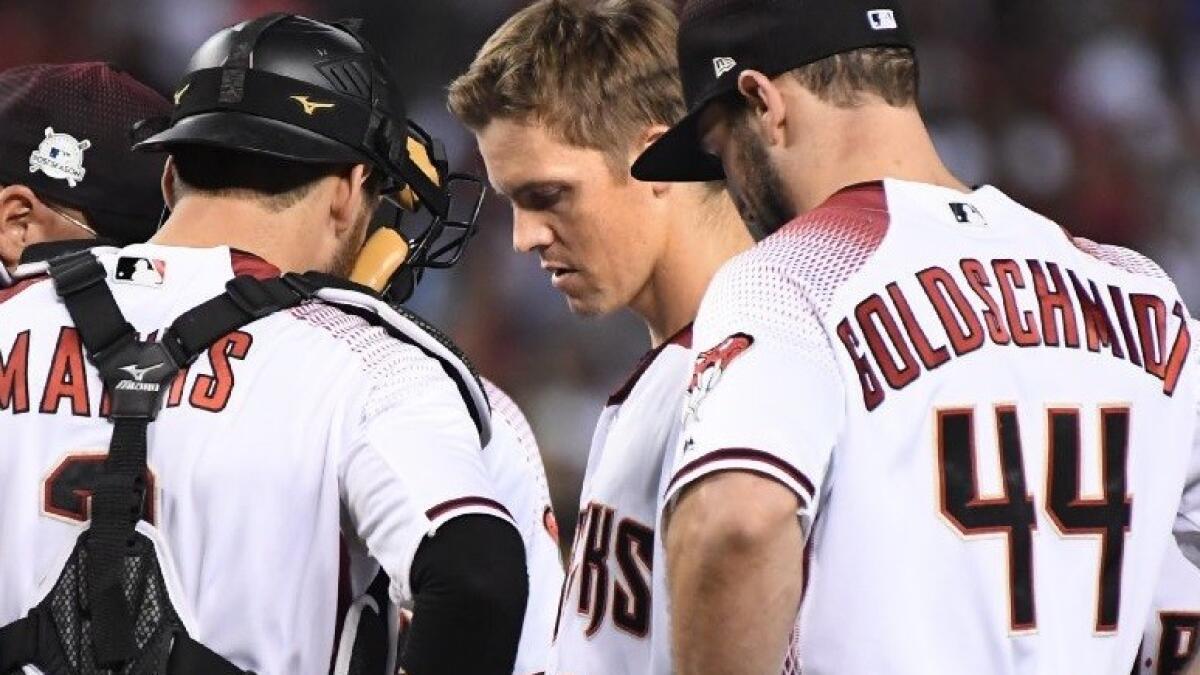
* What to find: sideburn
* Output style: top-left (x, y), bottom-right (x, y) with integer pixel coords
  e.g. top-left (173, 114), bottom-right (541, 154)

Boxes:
top-left (329, 201), bottom-right (373, 278)
top-left (730, 115), bottom-right (796, 240)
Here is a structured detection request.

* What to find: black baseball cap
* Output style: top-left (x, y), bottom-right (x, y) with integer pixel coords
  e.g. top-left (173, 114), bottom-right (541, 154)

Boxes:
top-left (0, 63), bottom-right (172, 244)
top-left (631, 0), bottom-right (913, 182)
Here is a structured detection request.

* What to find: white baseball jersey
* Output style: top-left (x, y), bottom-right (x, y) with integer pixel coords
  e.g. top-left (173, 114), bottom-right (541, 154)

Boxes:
top-left (1133, 544), bottom-right (1200, 674)
top-left (481, 379), bottom-right (565, 675)
top-left (668, 179), bottom-right (1200, 674)
top-left (0, 243), bottom-right (513, 675)
top-left (547, 325), bottom-right (694, 675)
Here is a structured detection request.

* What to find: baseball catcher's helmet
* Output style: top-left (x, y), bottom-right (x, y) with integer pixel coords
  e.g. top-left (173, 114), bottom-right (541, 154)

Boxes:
top-left (136, 13), bottom-right (484, 302)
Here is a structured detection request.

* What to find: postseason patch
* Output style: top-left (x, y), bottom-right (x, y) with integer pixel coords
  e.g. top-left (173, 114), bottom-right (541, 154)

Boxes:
top-left (113, 256), bottom-right (166, 287)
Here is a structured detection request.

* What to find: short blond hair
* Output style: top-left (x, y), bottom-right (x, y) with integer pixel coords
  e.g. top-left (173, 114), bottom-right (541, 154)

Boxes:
top-left (448, 0), bottom-right (684, 171)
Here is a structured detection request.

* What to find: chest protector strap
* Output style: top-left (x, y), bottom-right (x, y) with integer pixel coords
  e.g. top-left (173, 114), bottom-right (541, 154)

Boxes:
top-left (0, 251), bottom-right (314, 675)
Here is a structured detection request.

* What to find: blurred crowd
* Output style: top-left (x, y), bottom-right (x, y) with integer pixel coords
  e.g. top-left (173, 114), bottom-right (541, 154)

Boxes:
top-left (2, 0), bottom-right (1196, 542)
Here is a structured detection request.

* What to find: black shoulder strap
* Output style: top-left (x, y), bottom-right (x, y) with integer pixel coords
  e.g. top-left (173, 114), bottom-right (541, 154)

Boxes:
top-left (29, 250), bottom-right (308, 672)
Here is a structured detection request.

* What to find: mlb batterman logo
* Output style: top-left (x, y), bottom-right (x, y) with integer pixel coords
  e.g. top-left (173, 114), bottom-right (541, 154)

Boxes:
top-left (29, 127), bottom-right (90, 187)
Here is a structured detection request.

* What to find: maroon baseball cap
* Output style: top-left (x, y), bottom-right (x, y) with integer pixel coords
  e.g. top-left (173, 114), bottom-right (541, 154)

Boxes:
top-left (0, 63), bottom-right (172, 244)
top-left (632, 0), bottom-right (913, 182)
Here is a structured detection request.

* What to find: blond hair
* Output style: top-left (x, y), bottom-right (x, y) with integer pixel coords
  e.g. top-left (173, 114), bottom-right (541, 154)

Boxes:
top-left (448, 0), bottom-right (684, 173)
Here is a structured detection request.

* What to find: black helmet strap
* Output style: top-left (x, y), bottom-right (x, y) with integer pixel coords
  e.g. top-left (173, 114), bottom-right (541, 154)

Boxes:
top-left (175, 68), bottom-right (373, 143)
top-left (219, 12), bottom-right (289, 104)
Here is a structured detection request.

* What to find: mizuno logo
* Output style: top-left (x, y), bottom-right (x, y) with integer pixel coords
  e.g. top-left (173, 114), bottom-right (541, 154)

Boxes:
top-left (115, 381), bottom-right (161, 392)
top-left (173, 83), bottom-right (190, 106)
top-left (120, 363), bottom-right (164, 382)
top-left (290, 95), bottom-right (336, 115)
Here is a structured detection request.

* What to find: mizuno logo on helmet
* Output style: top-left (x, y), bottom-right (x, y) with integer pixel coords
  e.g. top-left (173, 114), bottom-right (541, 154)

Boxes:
top-left (173, 84), bottom-right (190, 106)
top-left (290, 95), bottom-right (336, 115)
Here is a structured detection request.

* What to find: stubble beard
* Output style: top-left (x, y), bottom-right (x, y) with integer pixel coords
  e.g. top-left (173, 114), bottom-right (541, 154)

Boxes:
top-left (328, 202), bottom-right (372, 279)
top-left (729, 116), bottom-right (796, 240)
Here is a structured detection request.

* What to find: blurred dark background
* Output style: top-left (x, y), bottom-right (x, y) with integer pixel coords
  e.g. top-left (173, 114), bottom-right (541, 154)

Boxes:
top-left (4, 0), bottom-right (1196, 545)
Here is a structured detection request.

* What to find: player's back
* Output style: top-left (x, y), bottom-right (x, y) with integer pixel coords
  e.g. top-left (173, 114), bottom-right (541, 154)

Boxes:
top-left (0, 243), bottom-right (496, 673)
top-left (680, 180), bottom-right (1199, 674)
top-left (811, 179), bottom-right (1199, 673)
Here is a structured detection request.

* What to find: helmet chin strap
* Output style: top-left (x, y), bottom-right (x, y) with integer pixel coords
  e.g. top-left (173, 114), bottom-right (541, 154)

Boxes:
top-left (350, 228), bottom-right (410, 293)
top-left (349, 133), bottom-right (442, 299)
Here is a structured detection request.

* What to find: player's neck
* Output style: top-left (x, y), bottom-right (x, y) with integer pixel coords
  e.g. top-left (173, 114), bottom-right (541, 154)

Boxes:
top-left (150, 195), bottom-right (317, 274)
top-left (630, 190), bottom-right (752, 348)
top-left (786, 105), bottom-right (970, 214)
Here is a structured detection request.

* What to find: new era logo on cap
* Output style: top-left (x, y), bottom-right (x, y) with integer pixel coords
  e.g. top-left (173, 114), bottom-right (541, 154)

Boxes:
top-left (712, 56), bottom-right (738, 79)
top-left (867, 9), bottom-right (899, 30)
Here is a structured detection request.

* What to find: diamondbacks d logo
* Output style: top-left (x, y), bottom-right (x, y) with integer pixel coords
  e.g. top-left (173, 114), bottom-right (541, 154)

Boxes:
top-left (684, 332), bottom-right (755, 422)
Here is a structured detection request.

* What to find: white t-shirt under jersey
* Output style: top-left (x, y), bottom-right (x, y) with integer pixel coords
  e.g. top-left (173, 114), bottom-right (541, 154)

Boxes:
top-left (0, 244), bottom-right (514, 675)
top-left (668, 179), bottom-right (1200, 674)
top-left (547, 325), bottom-right (694, 675)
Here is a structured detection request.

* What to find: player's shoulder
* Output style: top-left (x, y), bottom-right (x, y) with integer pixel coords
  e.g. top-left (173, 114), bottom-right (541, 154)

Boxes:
top-left (283, 287), bottom-right (492, 442)
top-left (481, 378), bottom-right (537, 455)
top-left (1069, 236), bottom-right (1172, 282)
top-left (701, 182), bottom-right (889, 339)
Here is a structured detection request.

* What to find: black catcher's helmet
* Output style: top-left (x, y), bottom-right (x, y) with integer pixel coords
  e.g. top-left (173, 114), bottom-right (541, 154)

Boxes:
top-left (135, 13), bottom-right (484, 303)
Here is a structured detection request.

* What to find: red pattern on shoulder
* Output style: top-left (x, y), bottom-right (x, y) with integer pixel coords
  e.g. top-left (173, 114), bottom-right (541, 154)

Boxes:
top-left (1070, 237), bottom-right (1169, 280)
top-left (229, 249), bottom-right (281, 279)
top-left (0, 276), bottom-right (49, 306)
top-left (766, 182), bottom-right (890, 314)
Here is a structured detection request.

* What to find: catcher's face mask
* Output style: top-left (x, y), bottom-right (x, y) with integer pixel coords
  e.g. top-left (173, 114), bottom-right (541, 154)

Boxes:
top-left (350, 121), bottom-right (486, 304)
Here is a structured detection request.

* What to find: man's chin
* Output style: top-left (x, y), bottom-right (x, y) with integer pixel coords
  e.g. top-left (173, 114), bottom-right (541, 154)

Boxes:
top-left (563, 292), bottom-right (612, 318)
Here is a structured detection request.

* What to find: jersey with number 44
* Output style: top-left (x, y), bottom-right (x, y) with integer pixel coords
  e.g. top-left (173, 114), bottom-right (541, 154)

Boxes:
top-left (668, 179), bottom-right (1200, 674)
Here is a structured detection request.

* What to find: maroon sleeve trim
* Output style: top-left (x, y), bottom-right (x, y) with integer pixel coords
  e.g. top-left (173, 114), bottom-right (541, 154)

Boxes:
top-left (666, 448), bottom-right (816, 498)
top-left (425, 496), bottom-right (513, 521)
top-left (0, 276), bottom-right (48, 306)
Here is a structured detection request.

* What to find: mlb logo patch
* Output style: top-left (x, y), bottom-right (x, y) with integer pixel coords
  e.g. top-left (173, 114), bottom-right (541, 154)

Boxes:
top-left (867, 9), bottom-right (899, 31)
top-left (113, 256), bottom-right (166, 286)
top-left (949, 202), bottom-right (988, 228)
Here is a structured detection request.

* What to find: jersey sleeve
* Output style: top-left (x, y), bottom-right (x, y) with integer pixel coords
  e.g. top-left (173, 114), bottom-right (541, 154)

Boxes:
top-left (1176, 367), bottom-right (1200, 570)
top-left (664, 255), bottom-right (846, 531)
top-left (338, 341), bottom-right (514, 608)
top-left (480, 379), bottom-right (563, 675)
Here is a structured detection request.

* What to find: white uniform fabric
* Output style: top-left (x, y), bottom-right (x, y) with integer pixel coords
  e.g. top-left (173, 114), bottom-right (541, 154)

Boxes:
top-left (1134, 543), bottom-right (1200, 674)
top-left (0, 243), bottom-right (513, 675)
top-left (668, 179), bottom-right (1200, 675)
top-left (481, 379), bottom-right (564, 675)
top-left (547, 326), bottom-right (693, 675)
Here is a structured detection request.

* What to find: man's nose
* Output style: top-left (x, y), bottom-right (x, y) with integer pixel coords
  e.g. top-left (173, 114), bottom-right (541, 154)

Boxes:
top-left (511, 208), bottom-right (555, 254)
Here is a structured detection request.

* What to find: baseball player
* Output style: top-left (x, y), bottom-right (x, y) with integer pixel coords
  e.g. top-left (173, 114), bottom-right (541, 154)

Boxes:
top-left (630, 1), bottom-right (1200, 673)
top-left (449, 1), bottom-right (752, 672)
top-left (0, 59), bottom-right (561, 675)
top-left (0, 63), bottom-right (170, 280)
top-left (0, 14), bottom-right (526, 675)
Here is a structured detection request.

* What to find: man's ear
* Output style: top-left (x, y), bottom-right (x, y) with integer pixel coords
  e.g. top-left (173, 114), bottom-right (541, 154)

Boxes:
top-left (161, 156), bottom-right (179, 209)
top-left (0, 184), bottom-right (37, 268)
top-left (330, 164), bottom-right (372, 235)
top-left (635, 125), bottom-right (673, 198)
top-left (737, 70), bottom-right (788, 147)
